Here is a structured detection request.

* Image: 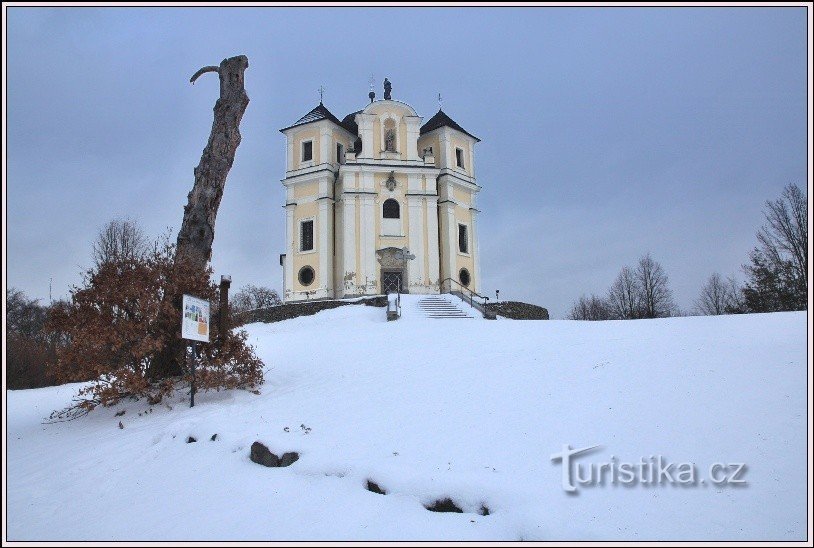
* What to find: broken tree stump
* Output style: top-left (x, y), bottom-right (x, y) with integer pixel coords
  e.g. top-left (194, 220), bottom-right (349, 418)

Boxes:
top-left (177, 55), bottom-right (250, 271)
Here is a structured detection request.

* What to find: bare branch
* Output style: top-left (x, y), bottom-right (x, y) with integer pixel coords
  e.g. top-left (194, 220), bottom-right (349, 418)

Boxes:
top-left (569, 294), bottom-right (613, 321)
top-left (695, 273), bottom-right (738, 315)
top-left (190, 65), bottom-right (219, 84)
top-left (92, 218), bottom-right (148, 269)
top-left (607, 266), bottom-right (640, 319)
top-left (635, 253), bottom-right (675, 318)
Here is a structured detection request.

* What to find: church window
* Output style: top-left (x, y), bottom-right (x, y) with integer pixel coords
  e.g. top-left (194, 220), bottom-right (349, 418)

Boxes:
top-left (301, 140), bottom-right (313, 162)
top-left (383, 199), bottom-right (400, 219)
top-left (298, 266), bottom-right (315, 287)
top-left (458, 223), bottom-right (468, 254)
top-left (336, 143), bottom-right (344, 164)
top-left (300, 219), bottom-right (314, 252)
top-left (459, 268), bottom-right (471, 287)
top-left (455, 147), bottom-right (465, 169)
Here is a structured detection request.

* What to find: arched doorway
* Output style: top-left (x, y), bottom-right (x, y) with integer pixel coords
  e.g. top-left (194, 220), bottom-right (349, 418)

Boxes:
top-left (376, 247), bottom-right (409, 294)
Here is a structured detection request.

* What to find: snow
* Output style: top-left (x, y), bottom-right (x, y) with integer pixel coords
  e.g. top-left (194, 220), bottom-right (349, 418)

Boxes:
top-left (5, 295), bottom-right (807, 541)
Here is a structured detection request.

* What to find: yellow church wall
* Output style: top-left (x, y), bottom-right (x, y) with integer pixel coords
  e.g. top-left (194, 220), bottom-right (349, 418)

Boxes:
top-left (373, 172), bottom-right (408, 197)
top-left (366, 102), bottom-right (399, 118)
top-left (452, 186), bottom-right (473, 208)
top-left (399, 123), bottom-right (408, 160)
top-left (290, 181), bottom-right (319, 201)
top-left (366, 103), bottom-right (385, 116)
top-left (291, 200), bottom-right (320, 292)
top-left (292, 128), bottom-right (320, 170)
top-left (373, 172), bottom-right (410, 292)
top-left (365, 102), bottom-right (416, 161)
top-left (451, 135), bottom-right (472, 176)
top-left (455, 254), bottom-right (476, 291)
top-left (452, 203), bottom-right (476, 292)
top-left (372, 119), bottom-right (382, 155)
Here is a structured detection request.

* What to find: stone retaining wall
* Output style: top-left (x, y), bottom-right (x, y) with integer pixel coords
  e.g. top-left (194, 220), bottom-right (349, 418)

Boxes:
top-left (485, 301), bottom-right (550, 320)
top-left (233, 296), bottom-right (387, 326)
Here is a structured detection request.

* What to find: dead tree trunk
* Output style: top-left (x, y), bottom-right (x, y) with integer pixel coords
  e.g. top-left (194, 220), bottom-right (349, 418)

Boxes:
top-left (151, 55), bottom-right (249, 382)
top-left (177, 55), bottom-right (250, 270)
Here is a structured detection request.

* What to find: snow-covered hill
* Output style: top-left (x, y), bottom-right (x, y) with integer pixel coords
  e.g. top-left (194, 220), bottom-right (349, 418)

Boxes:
top-left (6, 296), bottom-right (808, 541)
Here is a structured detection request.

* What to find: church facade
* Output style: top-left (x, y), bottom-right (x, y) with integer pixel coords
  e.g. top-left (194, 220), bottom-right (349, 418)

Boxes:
top-left (279, 82), bottom-right (482, 302)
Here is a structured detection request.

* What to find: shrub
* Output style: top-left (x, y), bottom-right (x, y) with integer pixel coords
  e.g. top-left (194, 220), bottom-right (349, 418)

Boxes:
top-left (45, 238), bottom-right (264, 419)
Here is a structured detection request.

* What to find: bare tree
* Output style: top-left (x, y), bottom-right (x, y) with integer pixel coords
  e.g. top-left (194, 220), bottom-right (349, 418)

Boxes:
top-left (569, 294), bottom-right (613, 320)
top-left (231, 284), bottom-right (282, 314)
top-left (743, 183), bottom-right (807, 312)
top-left (725, 276), bottom-right (745, 313)
top-left (758, 183), bottom-right (807, 289)
top-left (6, 288), bottom-right (63, 389)
top-left (7, 287), bottom-right (48, 338)
top-left (696, 273), bottom-right (739, 315)
top-left (607, 266), bottom-right (641, 319)
top-left (635, 253), bottom-right (675, 318)
top-left (92, 218), bottom-right (148, 268)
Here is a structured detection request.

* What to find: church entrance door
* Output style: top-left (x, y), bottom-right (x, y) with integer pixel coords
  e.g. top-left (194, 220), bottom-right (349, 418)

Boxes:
top-left (381, 270), bottom-right (403, 294)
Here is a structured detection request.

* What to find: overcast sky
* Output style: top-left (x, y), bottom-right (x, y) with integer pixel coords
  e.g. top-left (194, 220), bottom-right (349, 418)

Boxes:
top-left (5, 6), bottom-right (808, 318)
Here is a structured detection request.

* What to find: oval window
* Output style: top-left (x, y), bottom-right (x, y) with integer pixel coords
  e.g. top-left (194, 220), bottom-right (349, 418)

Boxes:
top-left (298, 266), bottom-right (315, 287)
top-left (459, 268), bottom-right (471, 287)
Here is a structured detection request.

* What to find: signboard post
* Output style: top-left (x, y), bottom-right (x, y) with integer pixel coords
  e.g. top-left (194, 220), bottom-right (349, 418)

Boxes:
top-left (181, 294), bottom-right (210, 408)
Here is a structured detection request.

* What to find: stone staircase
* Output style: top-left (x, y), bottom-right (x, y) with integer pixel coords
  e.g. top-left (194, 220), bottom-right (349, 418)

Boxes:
top-left (417, 296), bottom-right (474, 319)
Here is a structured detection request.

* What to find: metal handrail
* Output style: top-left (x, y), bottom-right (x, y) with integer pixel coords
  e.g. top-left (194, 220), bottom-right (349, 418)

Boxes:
top-left (385, 277), bottom-right (402, 318)
top-left (439, 277), bottom-right (490, 308)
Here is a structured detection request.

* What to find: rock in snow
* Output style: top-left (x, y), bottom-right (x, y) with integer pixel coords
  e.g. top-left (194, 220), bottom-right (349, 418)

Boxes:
top-left (250, 441), bottom-right (280, 467)
top-left (250, 442), bottom-right (299, 468)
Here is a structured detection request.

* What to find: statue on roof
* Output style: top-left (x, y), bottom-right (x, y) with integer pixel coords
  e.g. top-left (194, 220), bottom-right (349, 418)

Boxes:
top-left (383, 78), bottom-right (392, 100)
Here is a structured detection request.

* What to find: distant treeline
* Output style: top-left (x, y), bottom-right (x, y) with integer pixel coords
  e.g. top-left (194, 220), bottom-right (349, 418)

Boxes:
top-left (569, 183), bottom-right (807, 320)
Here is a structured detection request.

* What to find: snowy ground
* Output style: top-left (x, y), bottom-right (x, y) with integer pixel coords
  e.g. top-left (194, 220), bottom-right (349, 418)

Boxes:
top-left (5, 295), bottom-right (808, 541)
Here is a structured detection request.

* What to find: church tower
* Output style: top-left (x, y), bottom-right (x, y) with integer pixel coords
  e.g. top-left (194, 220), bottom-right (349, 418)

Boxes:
top-left (279, 81), bottom-right (481, 302)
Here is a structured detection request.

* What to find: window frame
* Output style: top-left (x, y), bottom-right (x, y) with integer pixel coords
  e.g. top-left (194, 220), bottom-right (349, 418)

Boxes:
top-left (459, 268), bottom-right (471, 287)
top-left (382, 198), bottom-right (400, 219)
top-left (301, 139), bottom-right (314, 163)
top-left (299, 218), bottom-right (315, 253)
top-left (458, 223), bottom-right (469, 255)
top-left (455, 147), bottom-right (465, 169)
top-left (298, 265), bottom-right (315, 287)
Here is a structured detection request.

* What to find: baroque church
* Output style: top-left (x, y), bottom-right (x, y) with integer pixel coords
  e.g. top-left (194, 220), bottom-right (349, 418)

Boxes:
top-left (279, 80), bottom-right (482, 302)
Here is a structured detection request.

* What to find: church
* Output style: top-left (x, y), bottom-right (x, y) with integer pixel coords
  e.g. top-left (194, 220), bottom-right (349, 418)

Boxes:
top-left (279, 80), bottom-right (482, 302)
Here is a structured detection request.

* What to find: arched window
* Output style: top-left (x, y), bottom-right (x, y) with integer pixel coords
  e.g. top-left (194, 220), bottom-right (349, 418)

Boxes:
top-left (383, 199), bottom-right (400, 219)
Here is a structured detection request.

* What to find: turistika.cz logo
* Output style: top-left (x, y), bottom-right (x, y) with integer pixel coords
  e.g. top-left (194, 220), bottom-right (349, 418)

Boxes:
top-left (550, 444), bottom-right (747, 493)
